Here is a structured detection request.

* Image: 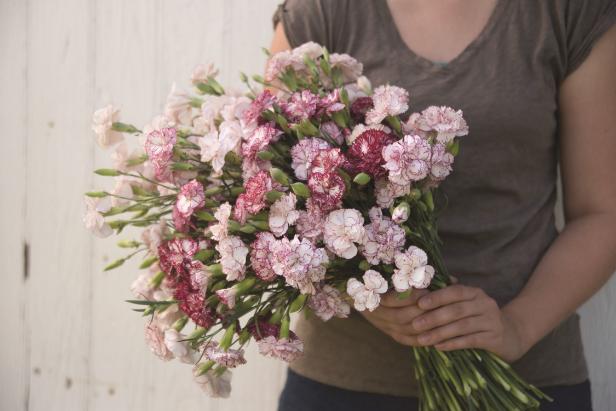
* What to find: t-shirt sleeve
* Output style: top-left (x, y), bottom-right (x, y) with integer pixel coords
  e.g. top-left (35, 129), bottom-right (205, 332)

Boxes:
top-left (271, 0), bottom-right (337, 50)
top-left (562, 0), bottom-right (616, 77)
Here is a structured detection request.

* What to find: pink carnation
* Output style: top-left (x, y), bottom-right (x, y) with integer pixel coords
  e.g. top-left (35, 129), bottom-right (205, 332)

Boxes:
top-left (233, 171), bottom-right (273, 223)
top-left (209, 202), bottom-right (232, 241)
top-left (243, 90), bottom-right (277, 124)
top-left (283, 90), bottom-right (320, 122)
top-left (360, 208), bottom-right (406, 265)
top-left (269, 236), bottom-right (329, 295)
top-left (269, 193), bottom-right (299, 237)
top-left (320, 121), bottom-right (344, 145)
top-left (144, 127), bottom-right (177, 181)
top-left (374, 177), bottom-right (410, 208)
top-left (310, 147), bottom-right (345, 175)
top-left (257, 335), bottom-right (304, 363)
top-left (346, 270), bottom-right (388, 312)
top-left (308, 285), bottom-right (351, 321)
top-left (215, 235), bottom-right (249, 281)
top-left (250, 232), bottom-right (278, 281)
top-left (290, 138), bottom-right (331, 180)
top-left (392, 246), bottom-right (435, 291)
top-left (345, 129), bottom-right (395, 178)
top-left (141, 219), bottom-right (168, 256)
top-left (323, 209), bottom-right (366, 259)
top-left (430, 143), bottom-right (454, 183)
top-left (145, 320), bottom-right (174, 361)
top-left (193, 366), bottom-right (232, 398)
top-left (382, 134), bottom-right (431, 186)
top-left (241, 122), bottom-right (282, 161)
top-left (317, 89), bottom-right (345, 115)
top-left (415, 106), bottom-right (469, 144)
top-left (188, 259), bottom-right (210, 291)
top-left (307, 171), bottom-right (345, 213)
top-left (295, 198), bottom-right (326, 242)
top-left (176, 179), bottom-right (205, 217)
top-left (204, 342), bottom-right (247, 368)
top-left (329, 53), bottom-right (363, 82)
top-left (365, 85), bottom-right (409, 125)
top-left (215, 286), bottom-right (238, 309)
top-left (164, 328), bottom-right (196, 364)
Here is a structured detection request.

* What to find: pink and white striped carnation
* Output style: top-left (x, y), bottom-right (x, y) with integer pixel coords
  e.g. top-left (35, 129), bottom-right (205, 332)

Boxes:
top-left (360, 208), bottom-right (406, 265)
top-left (323, 209), bottom-right (366, 259)
top-left (346, 270), bottom-right (388, 312)
top-left (392, 246), bottom-right (435, 291)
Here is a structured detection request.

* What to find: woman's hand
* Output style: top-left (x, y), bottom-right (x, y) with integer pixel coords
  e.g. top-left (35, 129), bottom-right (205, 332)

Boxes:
top-left (361, 285), bottom-right (531, 363)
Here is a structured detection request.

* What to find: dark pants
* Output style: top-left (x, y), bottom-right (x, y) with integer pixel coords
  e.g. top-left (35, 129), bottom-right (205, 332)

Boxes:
top-left (278, 368), bottom-right (592, 411)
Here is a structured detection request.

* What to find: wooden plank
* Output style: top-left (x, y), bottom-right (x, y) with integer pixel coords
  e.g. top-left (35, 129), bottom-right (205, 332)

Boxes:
top-left (0, 1), bottom-right (28, 410)
top-left (24, 0), bottom-right (96, 409)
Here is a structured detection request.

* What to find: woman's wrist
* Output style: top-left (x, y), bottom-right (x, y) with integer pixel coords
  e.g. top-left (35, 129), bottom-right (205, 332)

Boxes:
top-left (501, 298), bottom-right (537, 360)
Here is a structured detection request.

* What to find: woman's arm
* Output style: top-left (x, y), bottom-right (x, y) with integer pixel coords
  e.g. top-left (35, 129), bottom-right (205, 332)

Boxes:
top-left (362, 23), bottom-right (616, 362)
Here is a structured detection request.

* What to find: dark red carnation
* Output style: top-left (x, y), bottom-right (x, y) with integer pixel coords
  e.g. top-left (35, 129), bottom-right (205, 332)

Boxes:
top-left (345, 129), bottom-right (396, 178)
top-left (307, 171), bottom-right (345, 212)
top-left (350, 96), bottom-right (374, 123)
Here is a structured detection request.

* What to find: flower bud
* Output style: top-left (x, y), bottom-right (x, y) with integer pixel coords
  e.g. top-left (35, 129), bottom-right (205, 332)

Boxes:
top-left (270, 168), bottom-right (290, 186)
top-left (104, 258), bottom-right (125, 271)
top-left (139, 256), bottom-right (158, 269)
top-left (257, 150), bottom-right (275, 161)
top-left (111, 122), bottom-right (140, 134)
top-left (86, 191), bottom-right (108, 198)
top-left (117, 239), bottom-right (139, 248)
top-left (289, 294), bottom-right (308, 313)
top-left (358, 260), bottom-right (371, 271)
top-left (95, 168), bottom-right (120, 177)
top-left (149, 271), bottom-right (165, 288)
top-left (172, 316), bottom-right (189, 332)
top-left (353, 172), bottom-right (371, 185)
top-left (422, 190), bottom-right (435, 211)
top-left (219, 323), bottom-right (237, 350)
top-left (290, 182), bottom-right (310, 198)
top-left (266, 190), bottom-right (284, 203)
top-left (392, 202), bottom-right (410, 223)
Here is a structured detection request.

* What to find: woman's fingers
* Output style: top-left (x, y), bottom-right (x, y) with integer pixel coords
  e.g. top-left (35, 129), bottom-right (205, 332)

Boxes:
top-left (362, 303), bottom-right (425, 330)
top-left (434, 331), bottom-right (494, 351)
top-left (416, 315), bottom-right (491, 346)
top-left (380, 289), bottom-right (429, 308)
top-left (417, 285), bottom-right (480, 311)
top-left (412, 299), bottom-right (490, 332)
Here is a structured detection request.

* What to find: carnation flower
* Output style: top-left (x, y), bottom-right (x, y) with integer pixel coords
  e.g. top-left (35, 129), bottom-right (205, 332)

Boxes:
top-left (346, 270), bottom-right (388, 312)
top-left (242, 122), bottom-right (282, 161)
top-left (145, 320), bottom-right (174, 361)
top-left (209, 202), bottom-right (232, 241)
top-left (158, 237), bottom-right (199, 274)
top-left (317, 89), bottom-right (345, 115)
top-left (109, 176), bottom-right (133, 207)
top-left (215, 235), bottom-right (249, 281)
top-left (415, 106), bottom-right (469, 143)
top-left (295, 198), bottom-right (326, 242)
top-left (233, 171), bottom-right (273, 223)
top-left (269, 193), bottom-right (299, 237)
top-left (144, 127), bottom-right (177, 181)
top-left (429, 143), bottom-right (454, 183)
top-left (392, 202), bottom-right (410, 224)
top-left (292, 41), bottom-right (324, 60)
top-left (193, 366), bottom-right (232, 398)
top-left (349, 96), bottom-right (374, 124)
top-left (382, 134), bottom-right (431, 186)
top-left (141, 220), bottom-right (169, 256)
top-left (110, 142), bottom-right (143, 172)
top-left (92, 104), bottom-right (123, 148)
top-left (243, 90), bottom-right (277, 125)
top-left (216, 286), bottom-right (238, 308)
top-left (174, 284), bottom-right (217, 328)
top-left (204, 342), bottom-right (247, 368)
top-left (346, 123), bottom-right (391, 146)
top-left (283, 90), bottom-right (320, 122)
top-left (290, 138), bottom-right (330, 180)
top-left (392, 246), bottom-right (435, 291)
top-left (320, 121), bottom-right (344, 145)
top-left (82, 196), bottom-right (113, 238)
top-left (329, 52), bottom-right (363, 82)
top-left (164, 328), bottom-right (196, 364)
top-left (345, 128), bottom-right (395, 178)
top-left (176, 179), bottom-right (205, 218)
top-left (360, 208), bottom-right (406, 265)
top-left (269, 236), bottom-right (329, 294)
top-left (365, 85), bottom-right (409, 125)
top-left (188, 259), bottom-right (211, 291)
top-left (250, 232), bottom-right (278, 281)
top-left (323, 209), bottom-right (366, 259)
top-left (164, 83), bottom-right (192, 125)
top-left (257, 335), bottom-right (304, 363)
top-left (198, 122), bottom-right (242, 175)
top-left (374, 177), bottom-right (410, 208)
top-left (308, 285), bottom-right (351, 321)
top-left (307, 171), bottom-right (345, 212)
top-left (130, 265), bottom-right (159, 300)
top-left (191, 63), bottom-right (219, 85)
top-left (310, 147), bottom-right (345, 174)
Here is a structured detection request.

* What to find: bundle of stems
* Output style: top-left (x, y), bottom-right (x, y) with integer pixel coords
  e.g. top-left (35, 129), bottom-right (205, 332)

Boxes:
top-left (407, 195), bottom-right (551, 411)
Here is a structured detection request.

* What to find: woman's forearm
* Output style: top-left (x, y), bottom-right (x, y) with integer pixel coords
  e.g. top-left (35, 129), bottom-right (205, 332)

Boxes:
top-left (503, 211), bottom-right (616, 353)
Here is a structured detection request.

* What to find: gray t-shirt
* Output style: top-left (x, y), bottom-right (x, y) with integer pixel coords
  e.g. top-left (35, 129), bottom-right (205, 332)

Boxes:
top-left (273, 0), bottom-right (616, 397)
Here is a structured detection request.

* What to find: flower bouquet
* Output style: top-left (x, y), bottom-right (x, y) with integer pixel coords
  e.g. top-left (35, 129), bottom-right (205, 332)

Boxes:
top-left (84, 42), bottom-right (549, 410)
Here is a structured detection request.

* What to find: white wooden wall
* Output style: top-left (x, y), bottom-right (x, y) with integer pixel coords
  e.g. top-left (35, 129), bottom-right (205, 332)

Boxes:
top-left (0, 0), bottom-right (614, 410)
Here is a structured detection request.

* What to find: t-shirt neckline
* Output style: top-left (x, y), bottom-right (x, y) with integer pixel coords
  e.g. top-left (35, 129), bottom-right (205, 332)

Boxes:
top-left (376, 0), bottom-right (507, 71)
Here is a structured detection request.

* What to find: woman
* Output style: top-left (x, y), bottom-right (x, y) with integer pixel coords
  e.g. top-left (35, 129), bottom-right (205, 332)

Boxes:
top-left (270, 0), bottom-right (616, 410)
